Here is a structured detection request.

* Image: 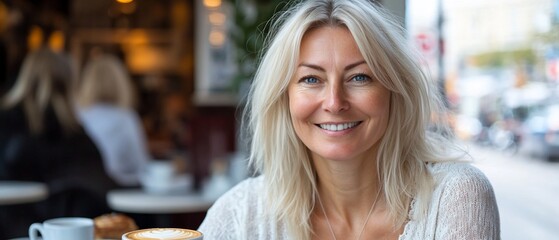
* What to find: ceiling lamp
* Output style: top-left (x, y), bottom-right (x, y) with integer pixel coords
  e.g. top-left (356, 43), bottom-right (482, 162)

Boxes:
top-left (204, 0), bottom-right (221, 8)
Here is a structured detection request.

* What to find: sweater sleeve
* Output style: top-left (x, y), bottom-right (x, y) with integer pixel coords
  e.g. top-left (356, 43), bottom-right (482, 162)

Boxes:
top-left (434, 164), bottom-right (501, 240)
top-left (198, 178), bottom-right (256, 240)
top-left (198, 194), bottom-right (239, 240)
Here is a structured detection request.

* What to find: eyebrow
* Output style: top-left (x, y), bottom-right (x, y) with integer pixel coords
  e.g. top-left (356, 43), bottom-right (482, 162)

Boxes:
top-left (298, 60), bottom-right (367, 71)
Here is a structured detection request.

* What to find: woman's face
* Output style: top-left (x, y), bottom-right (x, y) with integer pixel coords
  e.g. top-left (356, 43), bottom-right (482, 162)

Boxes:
top-left (288, 26), bottom-right (391, 162)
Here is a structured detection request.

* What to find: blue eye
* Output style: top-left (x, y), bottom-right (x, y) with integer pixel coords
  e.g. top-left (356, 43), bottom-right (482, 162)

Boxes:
top-left (351, 74), bottom-right (370, 83)
top-left (353, 74), bottom-right (369, 82)
top-left (302, 76), bottom-right (319, 84)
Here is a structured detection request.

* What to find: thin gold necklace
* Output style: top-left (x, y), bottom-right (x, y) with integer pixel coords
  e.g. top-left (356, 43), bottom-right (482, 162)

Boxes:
top-left (317, 188), bottom-right (382, 240)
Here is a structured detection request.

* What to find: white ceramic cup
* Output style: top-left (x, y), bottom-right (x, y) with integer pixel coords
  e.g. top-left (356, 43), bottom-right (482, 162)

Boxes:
top-left (145, 161), bottom-right (175, 182)
top-left (122, 228), bottom-right (203, 240)
top-left (28, 217), bottom-right (94, 240)
top-left (141, 160), bottom-right (178, 194)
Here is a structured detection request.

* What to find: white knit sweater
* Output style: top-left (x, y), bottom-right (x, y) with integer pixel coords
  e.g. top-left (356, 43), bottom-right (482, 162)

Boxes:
top-left (198, 162), bottom-right (501, 239)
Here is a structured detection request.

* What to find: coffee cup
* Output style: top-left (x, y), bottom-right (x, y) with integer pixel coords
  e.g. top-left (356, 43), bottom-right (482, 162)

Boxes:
top-left (141, 160), bottom-right (180, 194)
top-left (29, 217), bottom-right (94, 240)
top-left (144, 161), bottom-right (176, 182)
top-left (122, 228), bottom-right (203, 240)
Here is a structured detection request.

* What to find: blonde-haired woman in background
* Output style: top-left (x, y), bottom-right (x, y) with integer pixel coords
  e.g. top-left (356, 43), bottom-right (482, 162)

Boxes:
top-left (0, 47), bottom-right (117, 238)
top-left (76, 53), bottom-right (150, 186)
top-left (198, 0), bottom-right (500, 239)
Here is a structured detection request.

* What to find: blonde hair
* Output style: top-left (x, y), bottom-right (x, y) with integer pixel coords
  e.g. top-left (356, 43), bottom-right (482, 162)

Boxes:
top-left (77, 54), bottom-right (136, 109)
top-left (244, 0), bottom-right (458, 239)
top-left (2, 47), bottom-right (79, 134)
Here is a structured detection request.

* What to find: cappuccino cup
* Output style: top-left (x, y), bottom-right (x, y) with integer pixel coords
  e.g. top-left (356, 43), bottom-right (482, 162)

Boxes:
top-left (122, 228), bottom-right (203, 240)
top-left (29, 217), bottom-right (94, 240)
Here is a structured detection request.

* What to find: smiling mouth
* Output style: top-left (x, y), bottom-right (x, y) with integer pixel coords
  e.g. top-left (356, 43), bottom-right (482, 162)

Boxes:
top-left (317, 121), bottom-right (362, 131)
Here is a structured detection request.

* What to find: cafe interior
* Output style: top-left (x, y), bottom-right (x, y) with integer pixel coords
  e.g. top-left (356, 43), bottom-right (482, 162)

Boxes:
top-left (0, 0), bottom-right (251, 238)
top-left (0, 0), bottom-right (404, 238)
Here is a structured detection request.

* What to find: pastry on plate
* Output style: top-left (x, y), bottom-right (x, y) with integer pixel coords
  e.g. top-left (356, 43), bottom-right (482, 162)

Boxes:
top-left (94, 213), bottom-right (138, 239)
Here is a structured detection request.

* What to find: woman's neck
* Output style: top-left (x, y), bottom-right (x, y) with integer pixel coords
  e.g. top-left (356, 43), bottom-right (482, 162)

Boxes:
top-left (313, 154), bottom-right (382, 220)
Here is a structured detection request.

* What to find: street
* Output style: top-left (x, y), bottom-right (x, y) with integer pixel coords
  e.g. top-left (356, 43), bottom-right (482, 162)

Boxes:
top-left (466, 142), bottom-right (559, 240)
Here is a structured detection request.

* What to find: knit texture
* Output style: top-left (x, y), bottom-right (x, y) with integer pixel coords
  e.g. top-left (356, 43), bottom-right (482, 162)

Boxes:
top-left (198, 162), bottom-right (500, 239)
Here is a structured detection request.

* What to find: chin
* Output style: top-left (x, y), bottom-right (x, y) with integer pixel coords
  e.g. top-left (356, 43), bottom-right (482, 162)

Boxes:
top-left (314, 149), bottom-right (361, 162)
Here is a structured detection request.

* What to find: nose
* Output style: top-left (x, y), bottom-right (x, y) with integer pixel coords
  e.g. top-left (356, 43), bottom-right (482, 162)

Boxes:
top-left (323, 82), bottom-right (349, 113)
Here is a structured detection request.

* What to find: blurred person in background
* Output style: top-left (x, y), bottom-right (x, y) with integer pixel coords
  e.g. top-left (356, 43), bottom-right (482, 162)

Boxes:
top-left (0, 0), bottom-right (31, 96)
top-left (0, 47), bottom-right (117, 238)
top-left (139, 73), bottom-right (191, 160)
top-left (76, 52), bottom-right (150, 187)
top-left (199, 0), bottom-right (500, 239)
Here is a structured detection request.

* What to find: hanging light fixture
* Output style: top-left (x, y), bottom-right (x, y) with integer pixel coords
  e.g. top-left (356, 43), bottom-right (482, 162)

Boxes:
top-left (204, 0), bottom-right (221, 8)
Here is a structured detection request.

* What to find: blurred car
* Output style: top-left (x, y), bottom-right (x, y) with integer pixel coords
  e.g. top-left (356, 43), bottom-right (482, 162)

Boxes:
top-left (521, 103), bottom-right (559, 161)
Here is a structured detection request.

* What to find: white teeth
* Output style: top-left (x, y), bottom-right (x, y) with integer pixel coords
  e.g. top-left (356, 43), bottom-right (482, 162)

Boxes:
top-left (319, 122), bottom-right (359, 131)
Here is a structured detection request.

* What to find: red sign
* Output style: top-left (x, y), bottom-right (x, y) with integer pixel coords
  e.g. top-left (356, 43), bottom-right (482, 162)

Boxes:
top-left (415, 33), bottom-right (436, 56)
top-left (546, 59), bottom-right (559, 82)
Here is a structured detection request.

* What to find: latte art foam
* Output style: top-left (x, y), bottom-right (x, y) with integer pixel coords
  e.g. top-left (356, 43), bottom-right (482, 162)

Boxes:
top-left (123, 228), bottom-right (202, 240)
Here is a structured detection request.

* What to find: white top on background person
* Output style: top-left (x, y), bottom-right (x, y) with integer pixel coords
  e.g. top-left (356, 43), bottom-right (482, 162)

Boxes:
top-left (198, 0), bottom-right (500, 239)
top-left (76, 53), bottom-right (150, 186)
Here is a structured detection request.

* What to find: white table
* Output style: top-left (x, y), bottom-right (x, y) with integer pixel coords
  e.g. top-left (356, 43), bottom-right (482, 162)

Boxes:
top-left (0, 181), bottom-right (48, 205)
top-left (107, 189), bottom-right (217, 228)
top-left (107, 189), bottom-right (215, 214)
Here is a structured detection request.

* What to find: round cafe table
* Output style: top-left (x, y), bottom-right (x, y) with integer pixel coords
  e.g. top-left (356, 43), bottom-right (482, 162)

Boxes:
top-left (0, 181), bottom-right (48, 205)
top-left (107, 189), bottom-right (217, 228)
top-left (107, 189), bottom-right (215, 214)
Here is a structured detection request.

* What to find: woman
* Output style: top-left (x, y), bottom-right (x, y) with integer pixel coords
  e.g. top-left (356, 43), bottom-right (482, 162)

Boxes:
top-left (76, 53), bottom-right (150, 186)
top-left (0, 47), bottom-right (117, 238)
top-left (198, 0), bottom-right (500, 239)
